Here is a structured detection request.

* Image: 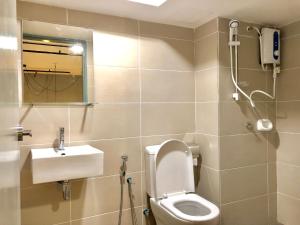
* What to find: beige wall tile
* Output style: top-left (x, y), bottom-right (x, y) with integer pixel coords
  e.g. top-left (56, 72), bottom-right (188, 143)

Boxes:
top-left (141, 103), bottom-right (194, 136)
top-left (68, 9), bottom-right (138, 35)
top-left (277, 68), bottom-right (300, 101)
top-left (219, 101), bottom-right (269, 135)
top-left (93, 32), bottom-right (138, 68)
top-left (277, 101), bottom-right (300, 133)
top-left (70, 138), bottom-right (141, 176)
top-left (141, 70), bottom-right (194, 102)
top-left (268, 193), bottom-right (278, 225)
top-left (21, 183), bottom-right (70, 225)
top-left (219, 67), bottom-right (271, 102)
top-left (71, 173), bottom-right (142, 219)
top-left (139, 21), bottom-right (193, 40)
top-left (69, 104), bottom-right (140, 141)
top-left (196, 102), bottom-right (218, 135)
top-left (220, 133), bottom-right (267, 169)
top-left (71, 207), bottom-right (142, 225)
top-left (194, 18), bottom-right (218, 40)
top-left (277, 193), bottom-right (300, 225)
top-left (20, 106), bottom-right (69, 145)
top-left (140, 36), bottom-right (194, 71)
top-left (94, 66), bottom-right (140, 102)
top-left (196, 166), bottom-right (220, 204)
top-left (221, 165), bottom-right (267, 203)
top-left (219, 33), bottom-right (261, 69)
top-left (195, 68), bottom-right (218, 102)
top-left (268, 132), bottom-right (279, 163)
top-left (195, 134), bottom-right (220, 169)
top-left (277, 162), bottom-right (300, 198)
top-left (281, 37), bottom-right (300, 69)
top-left (281, 20), bottom-right (300, 38)
top-left (17, 1), bottom-right (67, 24)
top-left (221, 196), bottom-right (268, 225)
top-left (268, 163), bottom-right (277, 193)
top-left (276, 132), bottom-right (300, 165)
top-left (195, 33), bottom-right (218, 70)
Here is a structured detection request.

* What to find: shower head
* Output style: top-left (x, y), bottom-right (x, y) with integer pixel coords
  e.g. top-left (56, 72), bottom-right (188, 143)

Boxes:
top-left (229, 19), bottom-right (240, 28)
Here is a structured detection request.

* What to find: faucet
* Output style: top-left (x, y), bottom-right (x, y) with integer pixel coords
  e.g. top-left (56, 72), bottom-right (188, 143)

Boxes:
top-left (58, 127), bottom-right (64, 150)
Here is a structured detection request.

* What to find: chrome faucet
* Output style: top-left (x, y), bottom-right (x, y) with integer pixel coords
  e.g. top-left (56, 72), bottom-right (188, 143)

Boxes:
top-left (58, 127), bottom-right (64, 150)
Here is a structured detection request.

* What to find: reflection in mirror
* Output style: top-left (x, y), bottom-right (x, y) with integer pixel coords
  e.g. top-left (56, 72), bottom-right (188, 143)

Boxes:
top-left (21, 20), bottom-right (94, 104)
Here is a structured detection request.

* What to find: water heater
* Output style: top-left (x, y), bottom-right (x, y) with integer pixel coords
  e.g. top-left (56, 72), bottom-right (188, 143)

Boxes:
top-left (261, 28), bottom-right (280, 65)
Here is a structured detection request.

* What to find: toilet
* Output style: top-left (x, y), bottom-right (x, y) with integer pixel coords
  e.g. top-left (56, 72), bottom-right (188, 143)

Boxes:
top-left (144, 140), bottom-right (220, 225)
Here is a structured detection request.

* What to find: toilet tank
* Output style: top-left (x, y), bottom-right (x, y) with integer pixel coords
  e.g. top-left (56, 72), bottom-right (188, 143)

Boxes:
top-left (144, 145), bottom-right (159, 197)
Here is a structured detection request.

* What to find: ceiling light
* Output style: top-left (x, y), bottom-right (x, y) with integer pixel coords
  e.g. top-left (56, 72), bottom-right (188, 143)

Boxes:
top-left (42, 40), bottom-right (50, 43)
top-left (128, 0), bottom-right (167, 7)
top-left (69, 44), bottom-right (84, 55)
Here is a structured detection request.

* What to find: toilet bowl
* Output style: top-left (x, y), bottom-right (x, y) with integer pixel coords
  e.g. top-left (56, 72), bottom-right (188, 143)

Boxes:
top-left (150, 194), bottom-right (219, 225)
top-left (144, 140), bottom-right (219, 225)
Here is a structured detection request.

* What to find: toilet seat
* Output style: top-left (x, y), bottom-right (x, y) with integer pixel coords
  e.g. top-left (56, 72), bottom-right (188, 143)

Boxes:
top-left (159, 193), bottom-right (219, 222)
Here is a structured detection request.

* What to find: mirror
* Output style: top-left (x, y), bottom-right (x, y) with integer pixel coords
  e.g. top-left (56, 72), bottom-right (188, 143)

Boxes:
top-left (21, 20), bottom-right (94, 104)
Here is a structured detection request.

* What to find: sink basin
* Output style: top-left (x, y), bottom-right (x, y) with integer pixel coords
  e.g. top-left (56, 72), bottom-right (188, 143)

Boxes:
top-left (31, 145), bottom-right (104, 184)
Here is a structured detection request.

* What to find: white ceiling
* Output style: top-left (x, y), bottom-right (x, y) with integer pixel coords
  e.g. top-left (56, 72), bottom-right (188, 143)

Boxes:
top-left (21, 0), bottom-right (300, 28)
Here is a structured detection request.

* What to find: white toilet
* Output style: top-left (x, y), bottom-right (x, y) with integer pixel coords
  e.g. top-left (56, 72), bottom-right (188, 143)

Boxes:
top-left (144, 140), bottom-right (220, 225)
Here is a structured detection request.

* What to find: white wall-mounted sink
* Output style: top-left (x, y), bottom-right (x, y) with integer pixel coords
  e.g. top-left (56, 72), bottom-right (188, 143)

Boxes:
top-left (31, 145), bottom-right (104, 184)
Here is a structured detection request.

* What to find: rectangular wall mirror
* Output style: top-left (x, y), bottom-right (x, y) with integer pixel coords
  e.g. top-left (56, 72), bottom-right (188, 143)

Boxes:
top-left (21, 20), bottom-right (94, 104)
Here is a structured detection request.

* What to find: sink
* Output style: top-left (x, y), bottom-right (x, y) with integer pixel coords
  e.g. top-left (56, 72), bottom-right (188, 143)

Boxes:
top-left (31, 145), bottom-right (104, 184)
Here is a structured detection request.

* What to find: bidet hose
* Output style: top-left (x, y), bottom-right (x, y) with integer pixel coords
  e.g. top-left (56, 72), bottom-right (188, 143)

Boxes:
top-left (127, 177), bottom-right (138, 225)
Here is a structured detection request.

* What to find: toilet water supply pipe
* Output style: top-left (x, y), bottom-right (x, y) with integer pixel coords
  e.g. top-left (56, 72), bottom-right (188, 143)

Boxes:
top-left (229, 20), bottom-right (280, 108)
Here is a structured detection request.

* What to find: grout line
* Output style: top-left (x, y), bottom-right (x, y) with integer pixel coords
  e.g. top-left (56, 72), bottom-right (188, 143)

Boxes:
top-left (221, 194), bottom-right (268, 206)
top-left (220, 163), bottom-right (268, 171)
top-left (276, 161), bottom-right (300, 168)
top-left (194, 31), bottom-right (218, 42)
top-left (277, 192), bottom-right (300, 201)
top-left (139, 33), bottom-right (194, 42)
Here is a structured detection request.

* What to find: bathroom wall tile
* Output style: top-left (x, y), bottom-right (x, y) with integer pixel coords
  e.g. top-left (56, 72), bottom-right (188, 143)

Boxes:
top-left (281, 37), bottom-right (300, 69)
top-left (195, 68), bottom-right (218, 102)
top-left (69, 104), bottom-right (140, 141)
top-left (94, 66), bottom-right (140, 103)
top-left (219, 33), bottom-right (261, 69)
top-left (219, 101), bottom-right (268, 135)
top-left (21, 183), bottom-right (70, 225)
top-left (20, 106), bottom-right (69, 145)
top-left (68, 9), bottom-right (138, 35)
top-left (141, 103), bottom-right (194, 136)
top-left (267, 132), bottom-right (279, 163)
top-left (194, 18), bottom-right (218, 40)
top-left (220, 133), bottom-right (267, 169)
top-left (195, 102), bottom-right (218, 135)
top-left (221, 164), bottom-right (267, 203)
top-left (277, 193), bottom-right (300, 225)
top-left (281, 20), bottom-right (300, 38)
top-left (277, 68), bottom-right (300, 101)
top-left (268, 163), bottom-right (277, 194)
top-left (71, 207), bottom-right (142, 225)
top-left (194, 133), bottom-right (220, 169)
top-left (221, 196), bottom-right (268, 225)
top-left (141, 70), bottom-right (194, 102)
top-left (70, 138), bottom-right (141, 176)
top-left (93, 32), bottom-right (138, 68)
top-left (139, 21), bottom-right (193, 40)
top-left (277, 162), bottom-right (300, 198)
top-left (268, 193), bottom-right (278, 225)
top-left (140, 36), bottom-right (194, 71)
top-left (277, 101), bottom-right (300, 133)
top-left (194, 33), bottom-right (218, 70)
top-left (196, 166), bottom-right (220, 204)
top-left (219, 67), bottom-right (271, 102)
top-left (71, 173), bottom-right (142, 219)
top-left (276, 132), bottom-right (300, 165)
top-left (17, 1), bottom-right (67, 24)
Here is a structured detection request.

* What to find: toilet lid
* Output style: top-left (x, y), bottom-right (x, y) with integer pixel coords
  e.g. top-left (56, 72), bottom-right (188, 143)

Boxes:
top-left (154, 140), bottom-right (195, 198)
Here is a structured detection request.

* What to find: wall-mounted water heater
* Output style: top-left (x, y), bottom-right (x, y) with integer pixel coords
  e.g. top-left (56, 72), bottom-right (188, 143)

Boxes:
top-left (260, 28), bottom-right (280, 66)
